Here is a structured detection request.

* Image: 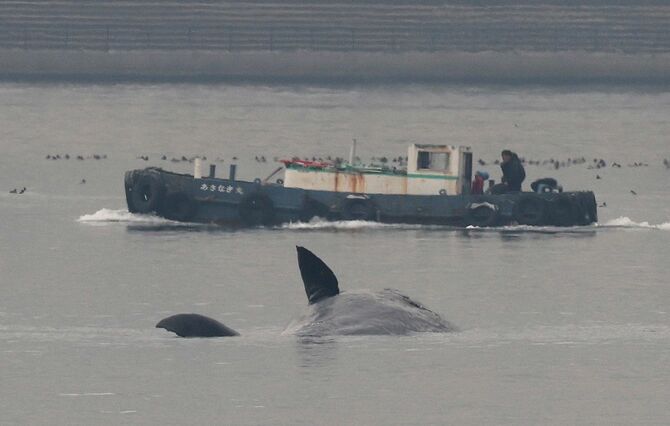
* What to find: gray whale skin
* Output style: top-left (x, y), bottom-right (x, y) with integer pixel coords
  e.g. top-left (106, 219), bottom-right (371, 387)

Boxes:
top-left (284, 246), bottom-right (455, 336)
top-left (156, 247), bottom-right (454, 337)
top-left (156, 313), bottom-right (239, 337)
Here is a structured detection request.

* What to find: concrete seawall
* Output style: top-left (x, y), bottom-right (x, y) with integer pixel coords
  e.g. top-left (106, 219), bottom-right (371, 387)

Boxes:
top-left (2, 49), bottom-right (670, 83)
top-left (3, 1), bottom-right (670, 83)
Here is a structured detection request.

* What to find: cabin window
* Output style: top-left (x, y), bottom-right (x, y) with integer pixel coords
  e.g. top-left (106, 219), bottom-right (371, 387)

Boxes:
top-left (417, 151), bottom-right (431, 169)
top-left (417, 151), bottom-right (450, 171)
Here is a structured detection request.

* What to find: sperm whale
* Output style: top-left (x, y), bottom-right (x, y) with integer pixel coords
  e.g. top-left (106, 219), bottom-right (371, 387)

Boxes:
top-left (284, 247), bottom-right (454, 336)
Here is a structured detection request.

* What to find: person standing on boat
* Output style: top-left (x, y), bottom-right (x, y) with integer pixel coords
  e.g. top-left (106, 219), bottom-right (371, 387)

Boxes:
top-left (500, 150), bottom-right (526, 192)
top-left (471, 170), bottom-right (489, 194)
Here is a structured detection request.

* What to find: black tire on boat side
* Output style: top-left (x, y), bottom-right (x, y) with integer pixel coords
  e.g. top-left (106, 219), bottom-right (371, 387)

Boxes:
top-left (578, 192), bottom-right (598, 225)
top-left (299, 196), bottom-right (329, 222)
top-left (588, 193), bottom-right (598, 224)
top-left (490, 183), bottom-right (509, 195)
top-left (130, 173), bottom-right (165, 214)
top-left (124, 171), bottom-right (138, 213)
top-left (513, 195), bottom-right (547, 226)
top-left (465, 204), bottom-right (499, 227)
top-left (238, 193), bottom-right (275, 226)
top-left (549, 195), bottom-right (578, 226)
top-left (161, 192), bottom-right (197, 222)
top-left (341, 199), bottom-right (376, 221)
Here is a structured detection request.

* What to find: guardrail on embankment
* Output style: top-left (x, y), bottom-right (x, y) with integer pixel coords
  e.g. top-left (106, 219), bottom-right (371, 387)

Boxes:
top-left (1, 1), bottom-right (669, 82)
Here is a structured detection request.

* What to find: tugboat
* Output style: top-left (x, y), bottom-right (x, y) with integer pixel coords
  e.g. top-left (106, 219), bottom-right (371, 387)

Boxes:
top-left (124, 144), bottom-right (597, 227)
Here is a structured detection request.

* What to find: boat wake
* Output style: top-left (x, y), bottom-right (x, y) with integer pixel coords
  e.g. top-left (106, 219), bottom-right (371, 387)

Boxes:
top-left (280, 218), bottom-right (422, 231)
top-left (599, 216), bottom-right (670, 231)
top-left (282, 216), bottom-right (670, 232)
top-left (77, 208), bottom-right (177, 225)
top-left (281, 218), bottom-right (581, 233)
top-left (77, 210), bottom-right (670, 233)
top-left (466, 217), bottom-right (670, 233)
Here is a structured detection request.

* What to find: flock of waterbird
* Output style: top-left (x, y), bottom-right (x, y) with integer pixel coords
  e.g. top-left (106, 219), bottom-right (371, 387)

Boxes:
top-left (39, 151), bottom-right (670, 173)
top-left (478, 156), bottom-right (653, 170)
top-left (6, 153), bottom-right (669, 196)
top-left (133, 153), bottom-right (670, 172)
top-left (45, 154), bottom-right (107, 161)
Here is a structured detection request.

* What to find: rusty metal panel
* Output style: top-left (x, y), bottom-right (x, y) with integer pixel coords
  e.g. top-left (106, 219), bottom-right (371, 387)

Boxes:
top-left (285, 167), bottom-right (457, 195)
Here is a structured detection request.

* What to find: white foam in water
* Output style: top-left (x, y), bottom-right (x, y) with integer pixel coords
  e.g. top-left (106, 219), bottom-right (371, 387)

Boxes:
top-left (77, 210), bottom-right (670, 231)
top-left (77, 208), bottom-right (175, 225)
top-left (600, 216), bottom-right (670, 231)
top-left (466, 224), bottom-right (562, 232)
top-left (280, 217), bottom-right (422, 231)
top-left (284, 217), bottom-right (670, 233)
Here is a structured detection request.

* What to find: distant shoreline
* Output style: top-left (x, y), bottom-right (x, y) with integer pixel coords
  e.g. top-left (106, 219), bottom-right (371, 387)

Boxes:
top-left (1, 49), bottom-right (669, 84)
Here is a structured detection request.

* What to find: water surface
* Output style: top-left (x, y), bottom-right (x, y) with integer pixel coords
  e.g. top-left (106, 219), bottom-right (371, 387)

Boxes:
top-left (1, 83), bottom-right (669, 425)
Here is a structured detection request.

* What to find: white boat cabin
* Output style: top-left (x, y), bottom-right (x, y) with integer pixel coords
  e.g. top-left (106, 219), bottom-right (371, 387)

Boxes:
top-left (283, 144), bottom-right (473, 196)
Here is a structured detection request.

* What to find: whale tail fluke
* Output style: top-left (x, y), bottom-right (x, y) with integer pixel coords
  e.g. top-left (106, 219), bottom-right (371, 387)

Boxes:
top-left (296, 246), bottom-right (340, 304)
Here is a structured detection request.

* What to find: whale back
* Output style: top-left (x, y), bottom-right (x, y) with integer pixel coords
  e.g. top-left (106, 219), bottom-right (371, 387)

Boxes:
top-left (284, 289), bottom-right (454, 336)
top-left (296, 246), bottom-right (340, 304)
top-left (156, 313), bottom-right (239, 337)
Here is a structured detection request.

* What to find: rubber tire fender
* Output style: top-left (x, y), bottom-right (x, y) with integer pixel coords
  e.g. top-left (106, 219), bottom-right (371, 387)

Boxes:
top-left (130, 173), bottom-right (165, 214)
top-left (550, 195), bottom-right (578, 226)
top-left (161, 192), bottom-right (197, 222)
top-left (513, 195), bottom-right (547, 226)
top-left (341, 199), bottom-right (376, 221)
top-left (299, 196), bottom-right (329, 223)
top-left (124, 171), bottom-right (139, 213)
top-left (238, 193), bottom-right (275, 226)
top-left (579, 192), bottom-right (598, 225)
top-left (466, 204), bottom-right (499, 227)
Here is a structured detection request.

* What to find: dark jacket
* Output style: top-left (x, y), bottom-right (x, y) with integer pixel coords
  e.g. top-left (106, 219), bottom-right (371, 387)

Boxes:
top-left (501, 154), bottom-right (526, 191)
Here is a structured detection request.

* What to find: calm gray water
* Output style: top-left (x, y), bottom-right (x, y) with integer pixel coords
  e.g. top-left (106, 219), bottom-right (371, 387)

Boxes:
top-left (1, 83), bottom-right (670, 425)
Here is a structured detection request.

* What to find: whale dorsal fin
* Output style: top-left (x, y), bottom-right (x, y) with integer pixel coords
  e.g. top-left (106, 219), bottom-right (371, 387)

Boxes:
top-left (296, 246), bottom-right (340, 304)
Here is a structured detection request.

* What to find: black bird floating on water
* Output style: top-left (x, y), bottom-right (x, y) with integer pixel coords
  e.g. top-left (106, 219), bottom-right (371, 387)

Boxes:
top-left (46, 154), bottom-right (108, 161)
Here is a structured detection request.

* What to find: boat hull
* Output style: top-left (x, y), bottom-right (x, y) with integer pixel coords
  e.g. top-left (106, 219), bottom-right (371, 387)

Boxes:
top-left (124, 167), bottom-right (597, 227)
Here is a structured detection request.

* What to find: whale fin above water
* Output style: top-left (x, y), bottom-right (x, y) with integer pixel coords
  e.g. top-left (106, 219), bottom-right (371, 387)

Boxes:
top-left (296, 246), bottom-right (339, 304)
top-left (156, 313), bottom-right (239, 337)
